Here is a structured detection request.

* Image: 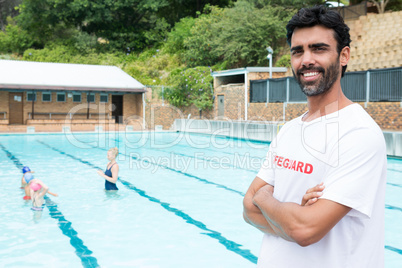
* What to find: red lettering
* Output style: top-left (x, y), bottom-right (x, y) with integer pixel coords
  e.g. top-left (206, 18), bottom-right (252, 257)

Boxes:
top-left (283, 158), bottom-right (289, 168)
top-left (277, 157), bottom-right (283, 167)
top-left (304, 163), bottom-right (313, 174)
top-left (296, 161), bottom-right (304, 172)
top-left (290, 161), bottom-right (297, 170)
top-left (273, 155), bottom-right (313, 175)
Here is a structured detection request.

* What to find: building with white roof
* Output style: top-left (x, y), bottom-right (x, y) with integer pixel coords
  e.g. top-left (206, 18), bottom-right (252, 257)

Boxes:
top-left (0, 60), bottom-right (146, 131)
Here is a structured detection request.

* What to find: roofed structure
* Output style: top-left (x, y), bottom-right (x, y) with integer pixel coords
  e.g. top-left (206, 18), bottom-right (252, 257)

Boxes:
top-left (0, 60), bottom-right (145, 93)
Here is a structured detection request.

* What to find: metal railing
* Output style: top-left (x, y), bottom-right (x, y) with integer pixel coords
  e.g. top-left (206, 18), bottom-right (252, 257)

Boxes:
top-left (250, 67), bottom-right (402, 103)
top-left (28, 112), bottom-right (111, 119)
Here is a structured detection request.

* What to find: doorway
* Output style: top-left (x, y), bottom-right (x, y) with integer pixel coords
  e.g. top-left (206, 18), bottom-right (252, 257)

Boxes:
top-left (9, 92), bottom-right (23, 124)
top-left (112, 95), bottom-right (123, 124)
top-left (218, 95), bottom-right (224, 117)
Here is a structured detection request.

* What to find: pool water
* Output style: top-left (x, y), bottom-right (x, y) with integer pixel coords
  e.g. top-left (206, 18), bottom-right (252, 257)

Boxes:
top-left (0, 132), bottom-right (401, 268)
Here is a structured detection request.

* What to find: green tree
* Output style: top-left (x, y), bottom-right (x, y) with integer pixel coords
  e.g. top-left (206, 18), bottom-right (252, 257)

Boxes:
top-left (182, 7), bottom-right (222, 67)
top-left (164, 16), bottom-right (196, 54)
top-left (183, 2), bottom-right (294, 68)
top-left (0, 0), bottom-right (21, 31)
top-left (349, 0), bottom-right (401, 11)
top-left (368, 0), bottom-right (390, 13)
top-left (0, 17), bottom-right (32, 54)
top-left (276, 54), bottom-right (291, 68)
top-left (250, 0), bottom-right (324, 9)
top-left (158, 0), bottom-right (233, 26)
top-left (165, 66), bottom-right (214, 110)
top-left (14, 0), bottom-right (234, 53)
top-left (16, 0), bottom-right (171, 51)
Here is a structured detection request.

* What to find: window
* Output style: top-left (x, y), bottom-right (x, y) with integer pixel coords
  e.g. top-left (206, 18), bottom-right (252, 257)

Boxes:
top-left (57, 92), bottom-right (66, 102)
top-left (100, 94), bottom-right (108, 103)
top-left (87, 94), bottom-right (95, 103)
top-left (42, 92), bottom-right (51, 102)
top-left (73, 93), bottom-right (82, 102)
top-left (27, 92), bottom-right (37, 102)
top-left (250, 80), bottom-right (267, 103)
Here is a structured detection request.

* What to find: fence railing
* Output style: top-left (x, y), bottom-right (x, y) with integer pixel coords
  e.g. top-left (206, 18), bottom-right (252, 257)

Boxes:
top-left (331, 1), bottom-right (367, 20)
top-left (250, 67), bottom-right (402, 103)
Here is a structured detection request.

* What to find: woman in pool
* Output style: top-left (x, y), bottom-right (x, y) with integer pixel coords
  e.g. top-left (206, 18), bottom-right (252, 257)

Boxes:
top-left (30, 179), bottom-right (58, 211)
top-left (97, 147), bottom-right (119, 190)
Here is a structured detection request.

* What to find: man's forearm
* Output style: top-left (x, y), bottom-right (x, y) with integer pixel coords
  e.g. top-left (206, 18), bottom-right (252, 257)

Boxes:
top-left (252, 185), bottom-right (352, 247)
top-left (253, 184), bottom-right (310, 243)
top-left (243, 194), bottom-right (280, 236)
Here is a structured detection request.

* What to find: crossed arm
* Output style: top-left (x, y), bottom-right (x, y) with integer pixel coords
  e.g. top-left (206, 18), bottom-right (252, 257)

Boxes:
top-left (243, 177), bottom-right (351, 247)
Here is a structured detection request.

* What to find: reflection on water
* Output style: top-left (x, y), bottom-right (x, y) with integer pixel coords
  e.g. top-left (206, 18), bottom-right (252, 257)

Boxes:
top-left (104, 190), bottom-right (122, 200)
top-left (32, 209), bottom-right (43, 223)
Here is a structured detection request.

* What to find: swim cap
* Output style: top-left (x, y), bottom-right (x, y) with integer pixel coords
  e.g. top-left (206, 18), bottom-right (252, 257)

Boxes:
top-left (24, 173), bottom-right (34, 184)
top-left (30, 183), bottom-right (42, 191)
top-left (22, 166), bottom-right (31, 174)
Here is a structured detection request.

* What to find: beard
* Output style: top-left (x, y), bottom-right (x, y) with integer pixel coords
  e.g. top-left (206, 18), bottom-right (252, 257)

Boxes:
top-left (293, 60), bottom-right (340, 97)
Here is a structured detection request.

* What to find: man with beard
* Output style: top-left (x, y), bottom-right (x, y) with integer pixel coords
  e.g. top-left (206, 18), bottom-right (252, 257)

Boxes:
top-left (243, 5), bottom-right (387, 268)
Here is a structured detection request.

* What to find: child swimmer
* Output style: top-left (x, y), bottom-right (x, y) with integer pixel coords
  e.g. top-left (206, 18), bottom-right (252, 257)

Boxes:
top-left (29, 179), bottom-right (58, 211)
top-left (21, 166), bottom-right (57, 200)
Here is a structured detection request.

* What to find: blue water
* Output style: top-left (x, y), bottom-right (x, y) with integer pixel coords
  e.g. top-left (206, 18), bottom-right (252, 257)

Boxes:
top-left (0, 132), bottom-right (401, 267)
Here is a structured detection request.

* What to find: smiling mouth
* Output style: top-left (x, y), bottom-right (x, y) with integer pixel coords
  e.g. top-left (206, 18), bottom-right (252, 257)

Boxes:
top-left (303, 72), bottom-right (320, 77)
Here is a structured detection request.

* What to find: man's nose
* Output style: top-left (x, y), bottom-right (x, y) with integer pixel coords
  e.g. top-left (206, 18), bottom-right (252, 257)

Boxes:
top-left (301, 51), bottom-right (315, 67)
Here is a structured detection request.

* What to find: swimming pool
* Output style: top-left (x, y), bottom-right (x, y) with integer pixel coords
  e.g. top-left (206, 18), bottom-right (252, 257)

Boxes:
top-left (0, 132), bottom-right (401, 267)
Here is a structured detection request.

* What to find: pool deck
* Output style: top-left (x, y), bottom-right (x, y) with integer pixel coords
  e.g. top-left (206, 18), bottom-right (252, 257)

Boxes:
top-left (0, 122), bottom-right (144, 133)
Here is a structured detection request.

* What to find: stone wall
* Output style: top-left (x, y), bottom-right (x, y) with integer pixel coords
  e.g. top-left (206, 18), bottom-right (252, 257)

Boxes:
top-left (359, 102), bottom-right (402, 130)
top-left (346, 11), bottom-right (402, 71)
top-left (247, 103), bottom-right (285, 121)
top-left (144, 87), bottom-right (213, 130)
top-left (248, 72), bottom-right (287, 81)
top-left (0, 91), bottom-right (8, 124)
top-left (122, 93), bottom-right (143, 126)
top-left (214, 84), bottom-right (245, 120)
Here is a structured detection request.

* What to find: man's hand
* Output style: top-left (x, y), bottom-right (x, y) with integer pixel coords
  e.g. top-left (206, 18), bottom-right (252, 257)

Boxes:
top-left (301, 182), bottom-right (325, 206)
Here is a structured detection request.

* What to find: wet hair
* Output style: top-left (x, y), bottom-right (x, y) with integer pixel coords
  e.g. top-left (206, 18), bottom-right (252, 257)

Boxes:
top-left (286, 5), bottom-right (351, 77)
top-left (108, 147), bottom-right (118, 157)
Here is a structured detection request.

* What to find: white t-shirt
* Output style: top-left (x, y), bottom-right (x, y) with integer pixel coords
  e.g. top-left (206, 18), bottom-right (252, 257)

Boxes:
top-left (256, 104), bottom-right (387, 268)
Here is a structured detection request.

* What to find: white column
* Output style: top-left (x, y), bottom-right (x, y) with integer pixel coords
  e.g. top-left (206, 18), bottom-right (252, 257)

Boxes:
top-left (245, 71), bottom-right (248, 121)
top-left (142, 91), bottom-right (146, 129)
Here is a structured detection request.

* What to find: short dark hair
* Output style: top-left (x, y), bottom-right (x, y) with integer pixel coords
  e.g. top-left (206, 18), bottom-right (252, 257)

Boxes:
top-left (286, 5), bottom-right (351, 77)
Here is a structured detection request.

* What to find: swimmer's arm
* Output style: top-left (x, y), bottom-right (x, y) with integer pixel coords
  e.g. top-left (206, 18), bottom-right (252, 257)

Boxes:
top-left (109, 164), bottom-right (119, 183)
top-left (21, 175), bottom-right (26, 187)
top-left (253, 185), bottom-right (351, 246)
top-left (47, 190), bottom-right (58, 197)
top-left (97, 164), bottom-right (119, 183)
top-left (36, 180), bottom-right (49, 199)
top-left (243, 177), bottom-right (281, 236)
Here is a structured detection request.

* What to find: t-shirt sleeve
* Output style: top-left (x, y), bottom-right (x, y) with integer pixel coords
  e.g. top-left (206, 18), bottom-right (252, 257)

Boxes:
top-left (256, 145), bottom-right (276, 186)
top-left (320, 127), bottom-right (386, 219)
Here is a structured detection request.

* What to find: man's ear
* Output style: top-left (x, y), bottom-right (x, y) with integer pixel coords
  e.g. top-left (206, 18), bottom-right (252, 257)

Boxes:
top-left (340, 46), bottom-right (350, 66)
